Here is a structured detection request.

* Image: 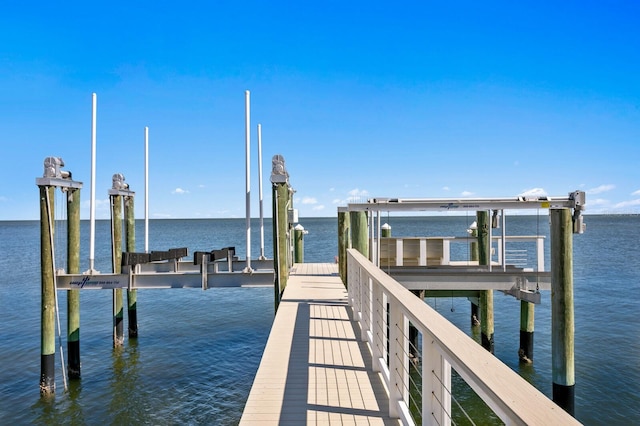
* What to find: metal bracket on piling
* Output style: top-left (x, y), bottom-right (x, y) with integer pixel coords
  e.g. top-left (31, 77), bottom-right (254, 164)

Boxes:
top-left (570, 191), bottom-right (586, 234)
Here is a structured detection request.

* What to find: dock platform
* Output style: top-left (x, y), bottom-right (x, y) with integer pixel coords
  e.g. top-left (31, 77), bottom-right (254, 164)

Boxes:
top-left (240, 263), bottom-right (399, 425)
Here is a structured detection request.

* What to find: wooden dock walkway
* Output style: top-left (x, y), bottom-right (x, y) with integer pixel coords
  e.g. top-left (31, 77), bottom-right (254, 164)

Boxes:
top-left (240, 263), bottom-right (400, 425)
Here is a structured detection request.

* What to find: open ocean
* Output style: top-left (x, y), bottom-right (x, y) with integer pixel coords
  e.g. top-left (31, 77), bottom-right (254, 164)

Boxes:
top-left (0, 215), bottom-right (638, 425)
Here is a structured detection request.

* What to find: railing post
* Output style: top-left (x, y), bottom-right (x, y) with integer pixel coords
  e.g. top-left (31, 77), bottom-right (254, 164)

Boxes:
top-left (422, 333), bottom-right (452, 426)
top-left (388, 299), bottom-right (408, 419)
top-left (371, 281), bottom-right (384, 372)
top-left (537, 236), bottom-right (545, 271)
top-left (360, 275), bottom-right (371, 342)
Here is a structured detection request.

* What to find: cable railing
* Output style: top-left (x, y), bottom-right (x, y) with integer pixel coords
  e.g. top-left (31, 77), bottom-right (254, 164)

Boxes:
top-left (347, 248), bottom-right (580, 426)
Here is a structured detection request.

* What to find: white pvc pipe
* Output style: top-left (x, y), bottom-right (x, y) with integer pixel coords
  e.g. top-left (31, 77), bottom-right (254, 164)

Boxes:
top-left (89, 93), bottom-right (97, 272)
top-left (244, 90), bottom-right (251, 270)
top-left (258, 123), bottom-right (265, 260)
top-left (144, 126), bottom-right (149, 253)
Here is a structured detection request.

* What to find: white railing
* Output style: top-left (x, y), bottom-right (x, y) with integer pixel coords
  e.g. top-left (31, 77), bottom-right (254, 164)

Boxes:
top-left (377, 236), bottom-right (545, 272)
top-left (347, 248), bottom-right (580, 426)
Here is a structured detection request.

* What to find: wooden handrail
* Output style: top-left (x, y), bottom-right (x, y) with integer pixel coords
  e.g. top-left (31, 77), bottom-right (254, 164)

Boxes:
top-left (347, 248), bottom-right (581, 426)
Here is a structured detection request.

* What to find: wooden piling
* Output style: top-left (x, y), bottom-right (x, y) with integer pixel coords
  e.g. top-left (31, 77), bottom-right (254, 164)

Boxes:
top-left (111, 195), bottom-right (124, 347)
top-left (125, 195), bottom-right (138, 338)
top-left (66, 187), bottom-right (81, 379)
top-left (293, 224), bottom-right (304, 263)
top-left (337, 209), bottom-right (350, 284)
top-left (271, 170), bottom-right (290, 310)
top-left (550, 208), bottom-right (575, 415)
top-left (39, 186), bottom-right (56, 396)
top-left (350, 211), bottom-right (368, 258)
top-left (519, 301), bottom-right (535, 363)
top-left (469, 224), bottom-right (480, 327)
top-left (477, 211), bottom-right (494, 353)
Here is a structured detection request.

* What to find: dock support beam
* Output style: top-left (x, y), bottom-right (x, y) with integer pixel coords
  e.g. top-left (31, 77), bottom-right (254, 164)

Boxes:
top-left (519, 301), bottom-right (535, 363)
top-left (67, 187), bottom-right (81, 379)
top-left (39, 186), bottom-right (56, 396)
top-left (477, 211), bottom-right (494, 353)
top-left (551, 208), bottom-right (575, 415)
top-left (125, 195), bottom-right (138, 338)
top-left (111, 194), bottom-right (124, 347)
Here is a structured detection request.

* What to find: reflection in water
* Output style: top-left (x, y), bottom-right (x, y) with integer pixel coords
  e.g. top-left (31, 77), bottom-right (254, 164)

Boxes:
top-left (109, 339), bottom-right (143, 423)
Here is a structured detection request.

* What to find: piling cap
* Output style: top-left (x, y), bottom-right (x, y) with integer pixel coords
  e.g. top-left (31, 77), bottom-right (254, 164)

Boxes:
top-left (467, 220), bottom-right (478, 234)
top-left (382, 223), bottom-right (391, 230)
top-left (294, 224), bottom-right (308, 234)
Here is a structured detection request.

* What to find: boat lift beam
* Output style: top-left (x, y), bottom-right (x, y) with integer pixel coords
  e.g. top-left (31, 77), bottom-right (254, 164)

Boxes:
top-left (346, 190), bottom-right (586, 234)
top-left (55, 258), bottom-right (275, 290)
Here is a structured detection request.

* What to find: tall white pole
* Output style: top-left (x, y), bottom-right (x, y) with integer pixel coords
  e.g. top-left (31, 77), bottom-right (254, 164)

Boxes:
top-left (144, 126), bottom-right (149, 253)
top-left (244, 90), bottom-right (252, 271)
top-left (258, 123), bottom-right (265, 260)
top-left (89, 93), bottom-right (97, 272)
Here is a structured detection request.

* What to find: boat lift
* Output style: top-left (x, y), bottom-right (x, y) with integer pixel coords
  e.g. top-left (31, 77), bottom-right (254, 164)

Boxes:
top-left (343, 191), bottom-right (586, 303)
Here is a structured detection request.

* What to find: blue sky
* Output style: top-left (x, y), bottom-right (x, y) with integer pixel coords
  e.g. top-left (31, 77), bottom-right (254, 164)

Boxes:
top-left (1, 1), bottom-right (639, 220)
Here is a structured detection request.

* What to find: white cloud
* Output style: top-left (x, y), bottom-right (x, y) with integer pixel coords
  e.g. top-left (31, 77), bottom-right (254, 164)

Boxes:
top-left (152, 213), bottom-right (173, 218)
top-left (172, 188), bottom-right (189, 195)
top-left (348, 188), bottom-right (369, 202)
top-left (588, 184), bottom-right (615, 194)
top-left (587, 198), bottom-right (609, 206)
top-left (198, 184), bottom-right (206, 188)
top-left (332, 198), bottom-right (342, 204)
top-left (82, 198), bottom-right (110, 209)
top-left (0, 196), bottom-right (7, 202)
top-left (460, 191), bottom-right (474, 197)
top-left (329, 187), bottom-right (335, 192)
top-left (519, 188), bottom-right (548, 197)
top-left (632, 189), bottom-right (640, 196)
top-left (312, 205), bottom-right (325, 211)
top-left (614, 199), bottom-right (640, 209)
top-left (301, 197), bottom-right (318, 205)
top-left (348, 188), bottom-right (369, 197)
top-left (514, 160), bottom-right (520, 166)
top-left (442, 186), bottom-right (450, 191)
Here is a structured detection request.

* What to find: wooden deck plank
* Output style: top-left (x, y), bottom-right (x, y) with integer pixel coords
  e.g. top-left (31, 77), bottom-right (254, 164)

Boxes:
top-left (240, 263), bottom-right (400, 425)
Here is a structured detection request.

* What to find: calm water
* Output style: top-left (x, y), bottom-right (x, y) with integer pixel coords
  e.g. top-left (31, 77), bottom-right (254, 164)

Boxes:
top-left (0, 215), bottom-right (638, 424)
